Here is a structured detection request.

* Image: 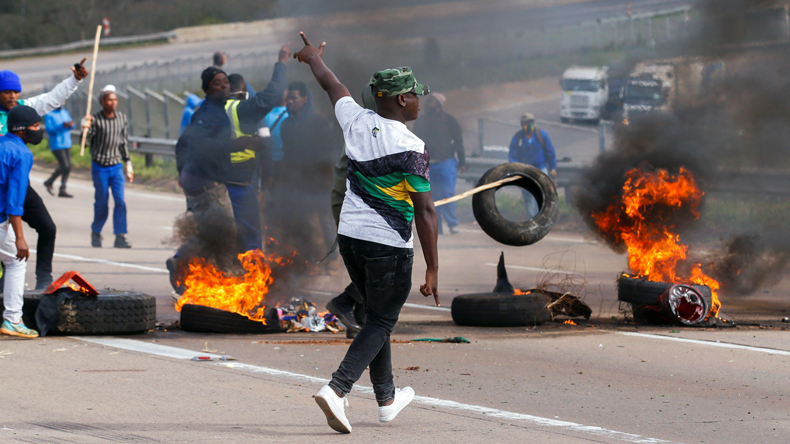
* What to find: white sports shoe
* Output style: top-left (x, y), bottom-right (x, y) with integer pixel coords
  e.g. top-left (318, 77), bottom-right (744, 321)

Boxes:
top-left (314, 385), bottom-right (352, 433)
top-left (378, 387), bottom-right (415, 422)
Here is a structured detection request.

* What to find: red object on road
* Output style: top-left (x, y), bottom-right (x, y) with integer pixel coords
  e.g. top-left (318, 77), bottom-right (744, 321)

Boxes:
top-left (42, 271), bottom-right (99, 297)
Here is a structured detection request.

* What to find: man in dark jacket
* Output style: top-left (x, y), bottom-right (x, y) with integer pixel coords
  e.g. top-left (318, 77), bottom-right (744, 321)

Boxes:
top-left (272, 81), bottom-right (339, 263)
top-left (413, 93), bottom-right (465, 234)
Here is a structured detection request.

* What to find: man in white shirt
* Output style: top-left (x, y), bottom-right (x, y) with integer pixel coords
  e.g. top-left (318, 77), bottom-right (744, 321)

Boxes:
top-left (293, 33), bottom-right (439, 434)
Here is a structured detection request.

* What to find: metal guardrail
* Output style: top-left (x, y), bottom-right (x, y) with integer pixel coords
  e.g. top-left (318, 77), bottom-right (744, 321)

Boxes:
top-left (68, 131), bottom-right (176, 157)
top-left (0, 31), bottom-right (176, 59)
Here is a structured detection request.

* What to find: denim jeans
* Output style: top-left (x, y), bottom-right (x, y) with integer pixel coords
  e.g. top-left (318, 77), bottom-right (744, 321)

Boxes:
top-left (0, 221), bottom-right (27, 324)
top-left (430, 158), bottom-right (458, 233)
top-left (91, 162), bottom-right (127, 234)
top-left (329, 235), bottom-right (414, 403)
top-left (226, 182), bottom-right (263, 253)
top-left (522, 167), bottom-right (549, 218)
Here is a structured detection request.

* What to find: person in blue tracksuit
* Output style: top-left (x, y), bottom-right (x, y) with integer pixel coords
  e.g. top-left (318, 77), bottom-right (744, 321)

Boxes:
top-left (508, 113), bottom-right (558, 217)
top-left (180, 94), bottom-right (202, 135)
top-left (43, 106), bottom-right (75, 197)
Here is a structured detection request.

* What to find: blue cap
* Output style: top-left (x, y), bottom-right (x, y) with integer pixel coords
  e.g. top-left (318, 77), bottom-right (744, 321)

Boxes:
top-left (0, 71), bottom-right (22, 93)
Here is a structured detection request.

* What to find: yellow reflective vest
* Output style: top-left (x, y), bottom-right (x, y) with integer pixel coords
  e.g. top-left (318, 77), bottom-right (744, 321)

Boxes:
top-left (225, 99), bottom-right (256, 164)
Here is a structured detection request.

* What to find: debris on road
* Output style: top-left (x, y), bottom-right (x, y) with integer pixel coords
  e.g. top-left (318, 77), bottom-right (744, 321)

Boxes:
top-left (413, 337), bottom-right (470, 343)
top-left (252, 339), bottom-right (413, 345)
top-left (405, 366), bottom-right (421, 371)
top-left (191, 355), bottom-right (236, 361)
top-left (277, 299), bottom-right (344, 333)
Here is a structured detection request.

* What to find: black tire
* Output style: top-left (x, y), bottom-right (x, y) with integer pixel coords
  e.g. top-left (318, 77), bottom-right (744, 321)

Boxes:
top-left (451, 292), bottom-right (551, 327)
top-left (0, 292), bottom-right (156, 335)
top-left (180, 304), bottom-right (283, 334)
top-left (617, 276), bottom-right (712, 305)
top-left (472, 163), bottom-right (559, 246)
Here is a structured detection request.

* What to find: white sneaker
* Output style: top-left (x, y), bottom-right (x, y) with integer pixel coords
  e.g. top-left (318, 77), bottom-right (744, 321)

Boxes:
top-left (314, 385), bottom-right (352, 433)
top-left (378, 387), bottom-right (415, 422)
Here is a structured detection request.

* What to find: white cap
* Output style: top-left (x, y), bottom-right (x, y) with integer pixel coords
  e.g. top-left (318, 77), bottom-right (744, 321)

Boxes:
top-left (101, 84), bottom-right (116, 92)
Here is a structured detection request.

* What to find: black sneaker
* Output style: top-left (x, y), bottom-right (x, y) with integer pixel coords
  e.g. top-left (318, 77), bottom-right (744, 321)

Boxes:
top-left (91, 231), bottom-right (102, 248)
top-left (58, 190), bottom-right (73, 198)
top-left (326, 298), bottom-right (361, 332)
top-left (114, 234), bottom-right (132, 249)
top-left (44, 181), bottom-right (55, 196)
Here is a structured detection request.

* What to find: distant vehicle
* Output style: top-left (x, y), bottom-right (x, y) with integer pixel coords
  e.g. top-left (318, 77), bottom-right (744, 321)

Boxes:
top-left (559, 66), bottom-right (609, 123)
top-left (622, 58), bottom-right (726, 124)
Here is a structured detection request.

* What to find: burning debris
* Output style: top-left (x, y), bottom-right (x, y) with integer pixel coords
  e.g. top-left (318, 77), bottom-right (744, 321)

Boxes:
top-left (591, 166), bottom-right (722, 321)
top-left (277, 299), bottom-right (344, 333)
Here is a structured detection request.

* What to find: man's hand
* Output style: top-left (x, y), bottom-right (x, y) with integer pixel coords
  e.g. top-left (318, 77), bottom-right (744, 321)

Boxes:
top-left (15, 237), bottom-right (29, 262)
top-left (125, 162), bottom-right (134, 183)
top-left (72, 57), bottom-right (88, 81)
top-left (550, 169), bottom-right (558, 179)
top-left (293, 32), bottom-right (326, 64)
top-left (278, 43), bottom-right (291, 63)
top-left (458, 165), bottom-right (467, 174)
top-left (420, 268), bottom-right (440, 306)
top-left (81, 115), bottom-right (93, 130)
top-left (64, 121), bottom-right (75, 129)
top-left (234, 136), bottom-right (266, 152)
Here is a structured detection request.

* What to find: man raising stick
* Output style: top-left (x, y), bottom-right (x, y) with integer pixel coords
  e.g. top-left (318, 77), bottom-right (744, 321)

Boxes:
top-left (293, 32), bottom-right (439, 433)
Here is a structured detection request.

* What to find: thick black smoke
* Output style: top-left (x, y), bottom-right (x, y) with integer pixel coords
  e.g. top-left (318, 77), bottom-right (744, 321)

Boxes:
top-left (575, 0), bottom-right (790, 297)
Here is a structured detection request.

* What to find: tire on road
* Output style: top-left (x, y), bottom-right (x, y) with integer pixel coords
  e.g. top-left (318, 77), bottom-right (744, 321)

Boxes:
top-left (451, 292), bottom-right (551, 327)
top-left (472, 163), bottom-right (559, 247)
top-left (0, 292), bottom-right (156, 335)
top-left (180, 304), bottom-right (283, 334)
top-left (617, 276), bottom-right (712, 306)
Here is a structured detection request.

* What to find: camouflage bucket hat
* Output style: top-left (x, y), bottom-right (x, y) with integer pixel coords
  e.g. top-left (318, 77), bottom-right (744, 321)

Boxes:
top-left (369, 66), bottom-right (429, 98)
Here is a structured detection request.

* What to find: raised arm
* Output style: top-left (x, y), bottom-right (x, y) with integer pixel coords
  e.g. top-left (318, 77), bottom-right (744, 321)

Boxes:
top-left (293, 32), bottom-right (350, 106)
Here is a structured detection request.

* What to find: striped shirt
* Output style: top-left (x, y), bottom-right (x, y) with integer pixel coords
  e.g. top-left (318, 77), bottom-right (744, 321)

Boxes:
top-left (87, 111), bottom-right (130, 166)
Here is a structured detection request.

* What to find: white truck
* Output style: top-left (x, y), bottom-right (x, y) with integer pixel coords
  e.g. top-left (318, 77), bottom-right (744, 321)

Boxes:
top-left (559, 66), bottom-right (609, 123)
top-left (622, 58), bottom-right (726, 123)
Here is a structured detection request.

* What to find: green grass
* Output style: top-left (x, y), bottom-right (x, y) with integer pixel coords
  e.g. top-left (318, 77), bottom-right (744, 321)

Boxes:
top-left (30, 139), bottom-right (179, 186)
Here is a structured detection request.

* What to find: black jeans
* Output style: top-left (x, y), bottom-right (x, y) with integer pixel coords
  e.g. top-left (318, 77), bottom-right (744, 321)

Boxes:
top-left (45, 149), bottom-right (71, 192)
top-left (329, 235), bottom-right (413, 403)
top-left (22, 186), bottom-right (56, 287)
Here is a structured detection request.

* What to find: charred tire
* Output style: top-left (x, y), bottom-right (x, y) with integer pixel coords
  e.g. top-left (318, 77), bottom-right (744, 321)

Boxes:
top-left (180, 304), bottom-right (283, 334)
top-left (0, 292), bottom-right (156, 335)
top-left (617, 276), bottom-right (712, 306)
top-left (451, 292), bottom-right (551, 327)
top-left (472, 163), bottom-right (559, 247)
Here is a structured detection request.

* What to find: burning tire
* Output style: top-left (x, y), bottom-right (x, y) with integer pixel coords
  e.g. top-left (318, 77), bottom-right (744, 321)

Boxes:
top-left (617, 275), bottom-right (712, 306)
top-left (0, 292), bottom-right (156, 335)
top-left (472, 163), bottom-right (559, 246)
top-left (180, 304), bottom-right (283, 334)
top-left (451, 292), bottom-right (551, 327)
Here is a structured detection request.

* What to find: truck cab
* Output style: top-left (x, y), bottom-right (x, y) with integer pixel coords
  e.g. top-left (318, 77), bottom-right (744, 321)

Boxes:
top-left (622, 72), bottom-right (670, 124)
top-left (559, 66), bottom-right (609, 123)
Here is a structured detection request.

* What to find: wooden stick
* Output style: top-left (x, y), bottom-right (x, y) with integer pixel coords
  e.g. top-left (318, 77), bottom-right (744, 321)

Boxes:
top-left (80, 25), bottom-right (102, 157)
top-left (434, 175), bottom-right (520, 207)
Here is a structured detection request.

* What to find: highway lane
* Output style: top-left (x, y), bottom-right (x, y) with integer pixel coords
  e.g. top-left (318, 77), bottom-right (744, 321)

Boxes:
top-left (7, 0), bottom-right (696, 90)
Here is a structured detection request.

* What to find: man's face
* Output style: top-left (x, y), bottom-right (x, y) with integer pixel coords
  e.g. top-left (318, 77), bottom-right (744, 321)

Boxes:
top-left (230, 83), bottom-right (248, 100)
top-left (286, 89), bottom-right (307, 115)
top-left (206, 73), bottom-right (230, 100)
top-left (0, 90), bottom-right (20, 111)
top-left (522, 119), bottom-right (535, 133)
top-left (102, 92), bottom-right (118, 113)
top-left (401, 92), bottom-right (420, 122)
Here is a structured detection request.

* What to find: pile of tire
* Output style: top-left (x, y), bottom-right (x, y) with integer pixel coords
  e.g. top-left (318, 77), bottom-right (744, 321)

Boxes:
top-left (617, 275), bottom-right (712, 324)
top-left (472, 163), bottom-right (559, 247)
top-left (451, 292), bottom-right (551, 327)
top-left (0, 291), bottom-right (156, 335)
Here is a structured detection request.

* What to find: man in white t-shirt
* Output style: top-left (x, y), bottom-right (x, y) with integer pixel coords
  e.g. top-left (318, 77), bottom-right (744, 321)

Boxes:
top-left (293, 33), bottom-right (439, 434)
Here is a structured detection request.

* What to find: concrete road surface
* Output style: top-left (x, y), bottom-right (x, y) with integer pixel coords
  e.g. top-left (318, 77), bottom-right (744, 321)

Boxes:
top-left (0, 158), bottom-right (787, 443)
top-left (6, 0), bottom-right (696, 90)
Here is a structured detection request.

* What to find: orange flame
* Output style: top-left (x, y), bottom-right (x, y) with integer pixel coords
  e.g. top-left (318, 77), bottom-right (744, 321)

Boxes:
top-left (513, 289), bottom-right (532, 295)
top-left (174, 250), bottom-right (288, 324)
top-left (592, 167), bottom-right (721, 318)
top-left (563, 320), bottom-right (577, 326)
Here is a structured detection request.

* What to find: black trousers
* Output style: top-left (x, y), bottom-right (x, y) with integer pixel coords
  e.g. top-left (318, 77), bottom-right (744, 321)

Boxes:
top-left (22, 186), bottom-right (56, 287)
top-left (45, 149), bottom-right (72, 192)
top-left (329, 235), bottom-right (413, 403)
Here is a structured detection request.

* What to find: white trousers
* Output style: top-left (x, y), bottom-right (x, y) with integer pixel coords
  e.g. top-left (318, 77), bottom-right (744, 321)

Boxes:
top-left (0, 221), bottom-right (27, 324)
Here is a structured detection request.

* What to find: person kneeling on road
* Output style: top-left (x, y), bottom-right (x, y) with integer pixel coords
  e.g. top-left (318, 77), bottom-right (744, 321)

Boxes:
top-left (0, 106), bottom-right (39, 338)
top-left (294, 33), bottom-right (440, 433)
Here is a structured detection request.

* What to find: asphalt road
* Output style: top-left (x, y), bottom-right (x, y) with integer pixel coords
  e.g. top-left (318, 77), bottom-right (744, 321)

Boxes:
top-left (0, 167), bottom-right (787, 443)
top-left (6, 0), bottom-right (696, 90)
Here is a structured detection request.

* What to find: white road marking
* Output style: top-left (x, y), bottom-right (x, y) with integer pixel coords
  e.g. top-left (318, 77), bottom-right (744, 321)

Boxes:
top-left (615, 332), bottom-right (790, 357)
top-left (403, 303), bottom-right (451, 312)
top-left (456, 228), bottom-right (596, 244)
top-left (38, 250), bottom-right (169, 274)
top-left (484, 263), bottom-right (545, 272)
top-left (75, 337), bottom-right (676, 444)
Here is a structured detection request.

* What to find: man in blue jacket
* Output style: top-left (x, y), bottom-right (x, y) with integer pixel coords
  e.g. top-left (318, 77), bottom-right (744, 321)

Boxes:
top-left (508, 113), bottom-right (558, 217)
top-left (0, 106), bottom-right (39, 338)
top-left (43, 106), bottom-right (75, 197)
